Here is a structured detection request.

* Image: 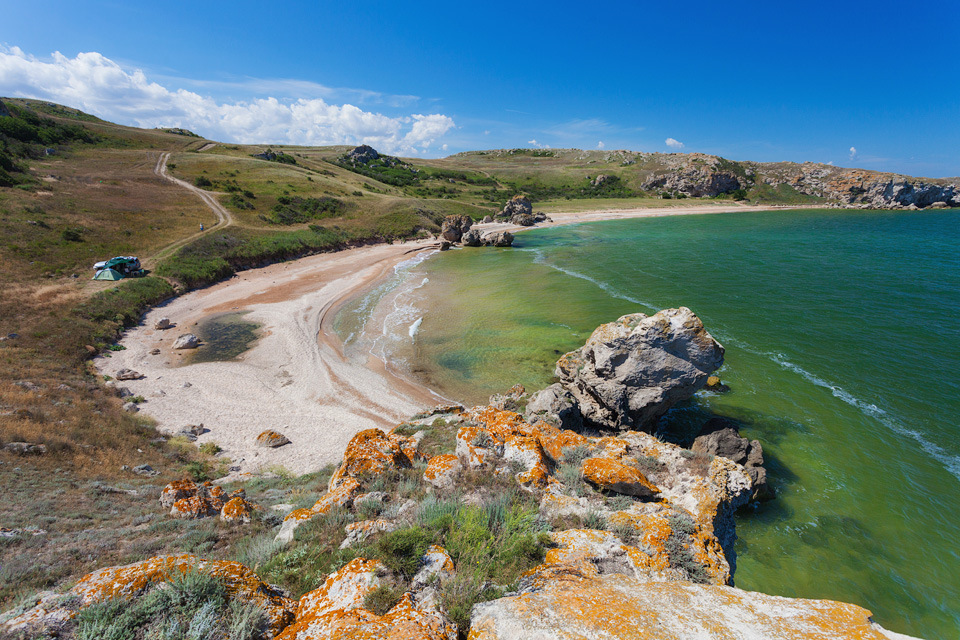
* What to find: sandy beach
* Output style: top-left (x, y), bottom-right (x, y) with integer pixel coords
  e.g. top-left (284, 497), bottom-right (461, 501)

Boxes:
top-left (97, 203), bottom-right (790, 476)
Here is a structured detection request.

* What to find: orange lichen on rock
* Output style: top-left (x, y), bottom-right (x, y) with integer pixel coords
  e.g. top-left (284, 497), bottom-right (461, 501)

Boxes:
top-left (469, 561), bottom-right (905, 640)
top-left (220, 496), bottom-right (256, 523)
top-left (277, 477), bottom-right (360, 544)
top-left (423, 454), bottom-right (460, 489)
top-left (169, 482), bottom-right (226, 519)
top-left (159, 479), bottom-right (198, 508)
top-left (581, 457), bottom-right (660, 498)
top-left (329, 428), bottom-right (421, 490)
top-left (4, 554), bottom-right (296, 636)
top-left (256, 429), bottom-right (291, 448)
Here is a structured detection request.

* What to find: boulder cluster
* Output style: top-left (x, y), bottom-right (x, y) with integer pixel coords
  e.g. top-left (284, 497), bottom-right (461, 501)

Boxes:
top-left (438, 214), bottom-right (513, 249)
top-left (159, 479), bottom-right (256, 523)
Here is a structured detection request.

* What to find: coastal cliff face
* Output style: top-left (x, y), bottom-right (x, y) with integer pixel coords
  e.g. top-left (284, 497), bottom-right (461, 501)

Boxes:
top-left (640, 152), bottom-right (959, 208)
top-left (1, 309), bottom-right (922, 640)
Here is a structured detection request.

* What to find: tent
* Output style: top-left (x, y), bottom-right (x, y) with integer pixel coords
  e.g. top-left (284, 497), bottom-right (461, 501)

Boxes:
top-left (93, 268), bottom-right (124, 281)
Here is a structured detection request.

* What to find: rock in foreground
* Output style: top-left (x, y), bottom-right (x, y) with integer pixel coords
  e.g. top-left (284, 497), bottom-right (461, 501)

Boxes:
top-left (468, 560), bottom-right (917, 639)
top-left (556, 307), bottom-right (724, 431)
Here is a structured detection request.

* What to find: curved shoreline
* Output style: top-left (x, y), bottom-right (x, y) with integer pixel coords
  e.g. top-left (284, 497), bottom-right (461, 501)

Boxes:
top-left (96, 203), bottom-right (797, 477)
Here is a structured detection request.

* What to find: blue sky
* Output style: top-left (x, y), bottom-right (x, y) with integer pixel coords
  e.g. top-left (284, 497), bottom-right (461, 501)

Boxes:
top-left (2, 0), bottom-right (958, 176)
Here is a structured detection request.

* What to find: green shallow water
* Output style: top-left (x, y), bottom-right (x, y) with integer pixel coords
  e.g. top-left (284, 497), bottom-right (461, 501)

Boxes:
top-left (337, 208), bottom-right (960, 639)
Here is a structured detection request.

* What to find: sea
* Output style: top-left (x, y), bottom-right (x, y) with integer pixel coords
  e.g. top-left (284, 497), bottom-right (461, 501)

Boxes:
top-left (334, 208), bottom-right (960, 640)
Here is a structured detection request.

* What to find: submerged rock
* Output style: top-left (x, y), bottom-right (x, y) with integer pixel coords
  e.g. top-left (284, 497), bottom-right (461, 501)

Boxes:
top-left (556, 307), bottom-right (724, 432)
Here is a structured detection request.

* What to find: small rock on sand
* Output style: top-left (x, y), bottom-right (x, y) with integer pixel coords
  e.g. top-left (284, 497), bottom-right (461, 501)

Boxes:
top-left (155, 318), bottom-right (172, 330)
top-left (173, 334), bottom-right (200, 350)
top-left (256, 430), bottom-right (291, 448)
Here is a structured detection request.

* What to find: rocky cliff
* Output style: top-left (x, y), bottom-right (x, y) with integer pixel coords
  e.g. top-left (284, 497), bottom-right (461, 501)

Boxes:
top-left (1, 310), bottom-right (922, 640)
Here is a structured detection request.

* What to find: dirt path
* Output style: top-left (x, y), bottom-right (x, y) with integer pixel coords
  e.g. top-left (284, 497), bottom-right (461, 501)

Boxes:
top-left (148, 152), bottom-right (234, 264)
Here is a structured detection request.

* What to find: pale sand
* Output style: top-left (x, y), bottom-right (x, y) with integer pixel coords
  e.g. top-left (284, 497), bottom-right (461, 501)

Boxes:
top-left (97, 204), bottom-right (794, 476)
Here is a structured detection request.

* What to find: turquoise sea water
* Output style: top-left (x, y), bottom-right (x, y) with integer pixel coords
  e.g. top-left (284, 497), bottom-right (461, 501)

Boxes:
top-left (337, 209), bottom-right (960, 639)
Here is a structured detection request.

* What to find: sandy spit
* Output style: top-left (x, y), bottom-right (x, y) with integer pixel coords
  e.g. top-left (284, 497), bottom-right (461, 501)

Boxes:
top-left (97, 204), bottom-right (795, 477)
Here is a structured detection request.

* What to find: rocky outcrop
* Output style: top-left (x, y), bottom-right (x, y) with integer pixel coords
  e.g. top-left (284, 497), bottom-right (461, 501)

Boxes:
top-left (440, 214), bottom-right (473, 242)
top-left (256, 429), bottom-right (291, 448)
top-left (555, 308), bottom-right (724, 431)
top-left (276, 428), bottom-right (423, 543)
top-left (643, 154), bottom-right (743, 197)
top-left (468, 558), bottom-right (917, 640)
top-left (423, 453), bottom-right (460, 489)
top-left (159, 480), bottom-right (256, 522)
top-left (510, 212), bottom-right (536, 226)
top-left (499, 195), bottom-right (532, 219)
top-left (692, 418), bottom-right (772, 502)
top-left (346, 144), bottom-right (380, 164)
top-left (580, 457), bottom-right (659, 498)
top-left (1, 554), bottom-right (296, 637)
top-left (173, 333), bottom-right (200, 349)
top-left (275, 557), bottom-right (457, 640)
top-left (483, 230), bottom-right (514, 247)
top-left (461, 228), bottom-right (482, 246)
top-left (525, 383), bottom-right (583, 431)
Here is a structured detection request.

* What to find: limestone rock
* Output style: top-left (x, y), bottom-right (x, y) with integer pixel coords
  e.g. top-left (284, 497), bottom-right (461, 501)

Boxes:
top-left (692, 418), bottom-right (773, 501)
top-left (256, 429), bottom-right (291, 448)
top-left (525, 383), bottom-right (583, 431)
top-left (440, 214), bottom-right (473, 243)
top-left (275, 557), bottom-right (456, 640)
top-left (500, 195), bottom-right (532, 219)
top-left (468, 559), bottom-right (917, 640)
top-left (339, 519), bottom-right (398, 549)
top-left (162, 480), bottom-right (226, 518)
top-left (154, 317), bottom-right (172, 330)
top-left (173, 333), bottom-right (200, 349)
top-left (220, 496), bottom-right (256, 523)
top-left (461, 228), bottom-right (482, 246)
top-left (556, 307), bottom-right (724, 431)
top-left (483, 230), bottom-right (514, 247)
top-left (346, 144), bottom-right (380, 164)
top-left (481, 215), bottom-right (494, 223)
top-left (1, 554), bottom-right (295, 637)
top-left (581, 457), bottom-right (660, 498)
top-left (510, 212), bottom-right (536, 226)
top-left (122, 402), bottom-right (139, 413)
top-left (423, 454), bottom-right (460, 490)
top-left (411, 545), bottom-right (455, 590)
top-left (115, 368), bottom-right (143, 380)
top-left (440, 240), bottom-right (452, 251)
top-left (276, 478), bottom-right (360, 544)
top-left (328, 428), bottom-right (422, 490)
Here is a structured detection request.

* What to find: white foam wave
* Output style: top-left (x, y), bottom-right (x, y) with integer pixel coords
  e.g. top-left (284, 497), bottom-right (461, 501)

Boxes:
top-left (523, 248), bottom-right (659, 312)
top-left (769, 352), bottom-right (960, 482)
top-left (409, 317), bottom-right (423, 339)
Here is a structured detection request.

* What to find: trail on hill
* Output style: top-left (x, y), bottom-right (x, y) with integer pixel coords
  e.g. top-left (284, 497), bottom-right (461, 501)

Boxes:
top-left (149, 151), bottom-right (234, 264)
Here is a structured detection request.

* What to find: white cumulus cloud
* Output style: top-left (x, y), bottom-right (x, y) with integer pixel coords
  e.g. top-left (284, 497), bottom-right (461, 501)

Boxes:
top-left (0, 47), bottom-right (454, 155)
top-left (849, 146), bottom-right (858, 160)
top-left (665, 137), bottom-right (684, 149)
top-left (597, 141), bottom-right (605, 149)
top-left (527, 139), bottom-right (550, 149)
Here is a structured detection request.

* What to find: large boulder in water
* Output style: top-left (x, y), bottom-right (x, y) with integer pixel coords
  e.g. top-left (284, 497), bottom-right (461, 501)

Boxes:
top-left (483, 230), bottom-right (514, 247)
top-left (440, 214), bottom-right (473, 242)
top-left (692, 417), bottom-right (773, 502)
top-left (556, 308), bottom-right (724, 431)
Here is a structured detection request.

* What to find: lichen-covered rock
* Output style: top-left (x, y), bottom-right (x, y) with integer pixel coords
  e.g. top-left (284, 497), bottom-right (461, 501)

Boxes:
top-left (412, 545), bottom-right (455, 590)
top-left (328, 428), bottom-right (422, 490)
top-left (276, 477), bottom-right (360, 544)
top-left (467, 559), bottom-right (916, 640)
top-left (163, 480), bottom-right (227, 519)
top-left (581, 457), bottom-right (660, 498)
top-left (2, 555), bottom-right (295, 637)
top-left (173, 333), bottom-right (200, 349)
top-left (556, 307), bottom-right (724, 431)
top-left (423, 454), bottom-right (460, 489)
top-left (220, 496), bottom-right (256, 523)
top-left (457, 407), bottom-right (554, 489)
top-left (276, 557), bottom-right (456, 639)
top-left (256, 429), bottom-right (292, 448)
top-left (339, 519), bottom-right (398, 549)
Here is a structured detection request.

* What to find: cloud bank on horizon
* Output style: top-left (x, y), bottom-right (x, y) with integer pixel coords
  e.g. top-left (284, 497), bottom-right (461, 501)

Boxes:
top-left (0, 47), bottom-right (455, 155)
